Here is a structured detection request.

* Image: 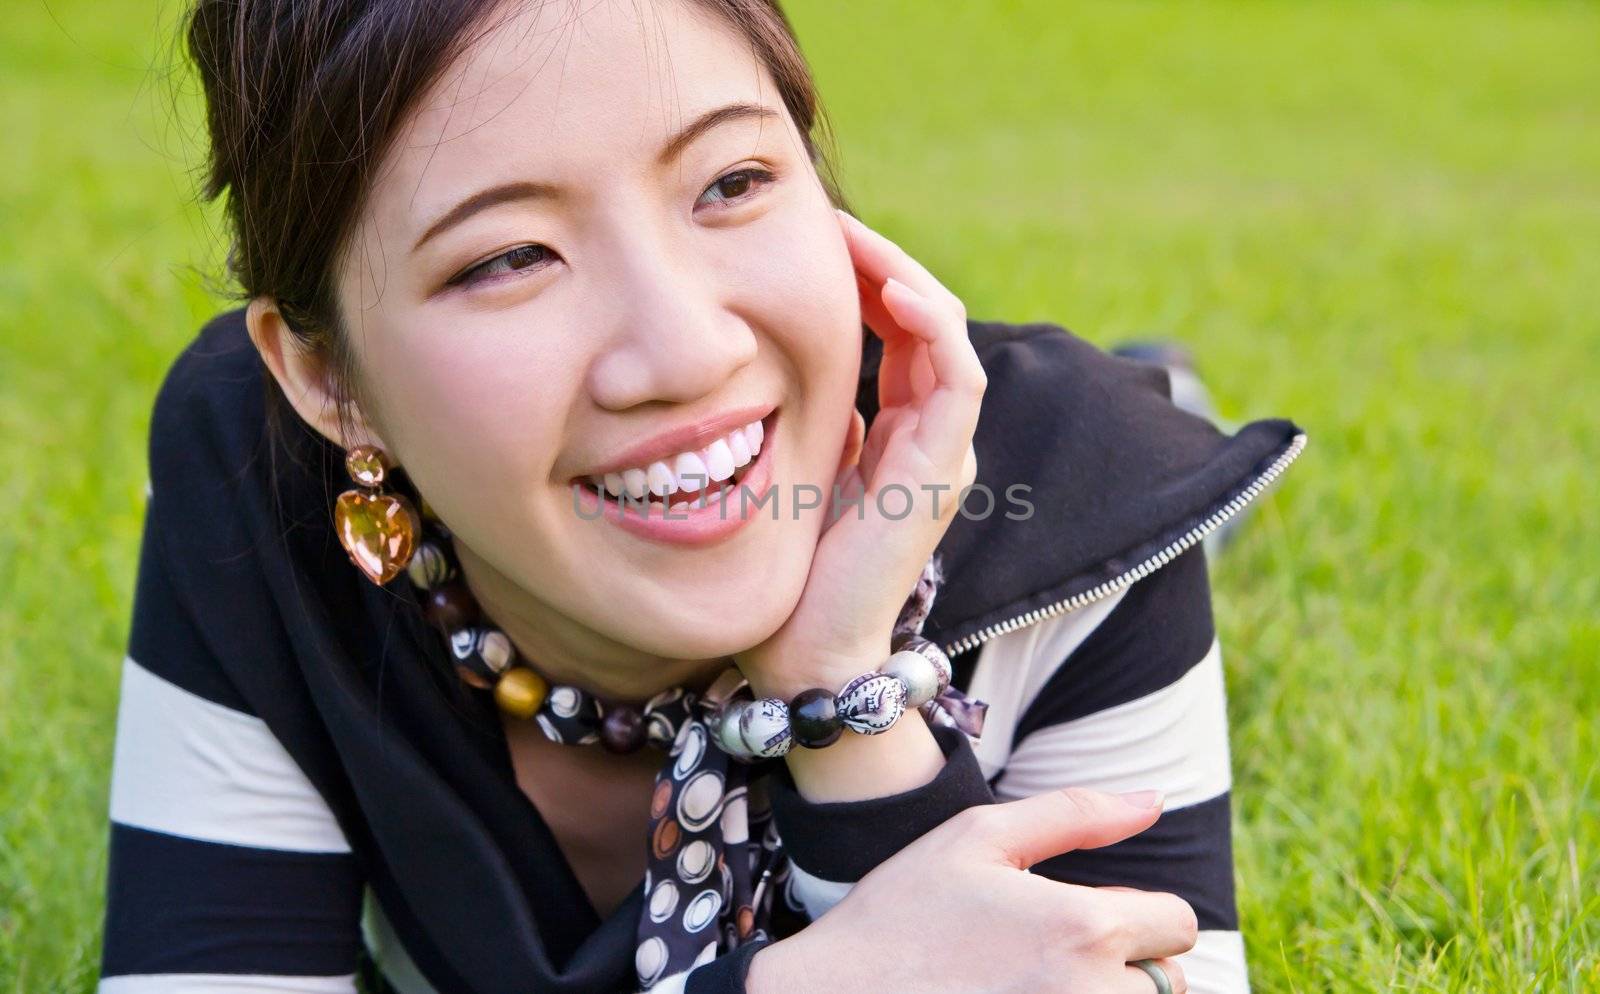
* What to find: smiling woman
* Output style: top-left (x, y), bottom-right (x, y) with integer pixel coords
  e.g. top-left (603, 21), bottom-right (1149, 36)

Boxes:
top-left (96, 0), bottom-right (1304, 992)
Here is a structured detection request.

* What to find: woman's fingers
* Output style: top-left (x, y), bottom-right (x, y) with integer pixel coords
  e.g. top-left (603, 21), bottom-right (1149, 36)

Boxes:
top-left (838, 209), bottom-right (965, 317)
top-left (957, 787), bottom-right (1166, 870)
top-left (877, 277), bottom-right (987, 467)
top-left (1095, 888), bottom-right (1201, 961)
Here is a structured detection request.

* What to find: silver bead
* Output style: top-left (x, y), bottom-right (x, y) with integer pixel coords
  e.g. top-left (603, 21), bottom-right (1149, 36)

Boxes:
top-left (836, 672), bottom-right (907, 735)
top-left (882, 648), bottom-right (942, 708)
top-left (712, 700), bottom-right (757, 759)
top-left (895, 635), bottom-right (953, 697)
top-left (737, 698), bottom-right (793, 758)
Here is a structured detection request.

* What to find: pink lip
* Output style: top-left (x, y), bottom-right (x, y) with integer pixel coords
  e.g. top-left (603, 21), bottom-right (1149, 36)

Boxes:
top-left (576, 402), bottom-right (777, 481)
top-left (570, 410), bottom-right (779, 547)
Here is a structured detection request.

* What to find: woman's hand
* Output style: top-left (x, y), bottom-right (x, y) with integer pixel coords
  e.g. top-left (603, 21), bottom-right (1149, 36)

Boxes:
top-left (734, 209), bottom-right (986, 701)
top-left (747, 788), bottom-right (1197, 994)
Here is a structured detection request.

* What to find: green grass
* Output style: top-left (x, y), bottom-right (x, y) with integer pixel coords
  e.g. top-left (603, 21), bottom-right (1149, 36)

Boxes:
top-left (3, 0), bottom-right (1597, 990)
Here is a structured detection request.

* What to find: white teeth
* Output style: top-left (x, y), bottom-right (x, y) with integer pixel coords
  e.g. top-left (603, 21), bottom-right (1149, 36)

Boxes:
top-left (673, 451), bottom-right (710, 495)
top-left (703, 439), bottom-right (736, 482)
top-left (646, 461), bottom-right (676, 497)
top-left (622, 467), bottom-right (648, 500)
top-left (587, 415), bottom-right (768, 499)
top-left (727, 430), bottom-right (751, 466)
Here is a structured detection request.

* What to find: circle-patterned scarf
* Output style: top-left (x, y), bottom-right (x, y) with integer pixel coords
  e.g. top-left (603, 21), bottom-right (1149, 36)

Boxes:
top-left (525, 552), bottom-right (988, 988)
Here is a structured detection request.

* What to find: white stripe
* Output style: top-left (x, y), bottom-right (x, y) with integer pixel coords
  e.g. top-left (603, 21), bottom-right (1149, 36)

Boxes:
top-left (994, 638), bottom-right (1231, 811)
top-left (963, 591), bottom-right (1129, 780)
top-left (109, 656), bottom-right (352, 853)
top-left (649, 973), bottom-right (690, 994)
top-left (1179, 929), bottom-right (1250, 994)
top-left (98, 974), bottom-right (357, 993)
top-left (784, 858), bottom-right (853, 920)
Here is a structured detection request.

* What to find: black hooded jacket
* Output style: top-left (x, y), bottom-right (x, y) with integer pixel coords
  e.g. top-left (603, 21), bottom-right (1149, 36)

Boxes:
top-left (98, 307), bottom-right (1305, 993)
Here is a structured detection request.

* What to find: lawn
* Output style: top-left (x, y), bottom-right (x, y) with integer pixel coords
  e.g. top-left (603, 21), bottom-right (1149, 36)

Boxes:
top-left (2, 0), bottom-right (1596, 991)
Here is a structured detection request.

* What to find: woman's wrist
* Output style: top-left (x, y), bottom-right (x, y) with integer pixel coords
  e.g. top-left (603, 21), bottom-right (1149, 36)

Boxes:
top-left (744, 929), bottom-right (819, 994)
top-left (780, 698), bottom-right (945, 802)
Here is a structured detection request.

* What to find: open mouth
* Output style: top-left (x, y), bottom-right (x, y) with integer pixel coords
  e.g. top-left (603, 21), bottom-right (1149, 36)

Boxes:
top-left (572, 408), bottom-right (777, 512)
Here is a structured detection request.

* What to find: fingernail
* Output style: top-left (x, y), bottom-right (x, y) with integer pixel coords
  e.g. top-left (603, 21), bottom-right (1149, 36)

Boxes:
top-left (1117, 789), bottom-right (1164, 809)
top-left (883, 276), bottom-right (908, 295)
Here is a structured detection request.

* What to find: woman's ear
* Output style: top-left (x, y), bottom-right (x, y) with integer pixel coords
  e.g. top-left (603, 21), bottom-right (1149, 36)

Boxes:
top-left (245, 296), bottom-right (387, 452)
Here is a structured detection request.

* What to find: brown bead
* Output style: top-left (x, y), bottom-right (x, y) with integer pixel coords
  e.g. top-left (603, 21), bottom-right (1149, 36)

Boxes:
top-left (494, 667), bottom-right (548, 719)
top-left (422, 582), bottom-right (478, 630)
top-left (600, 706), bottom-right (647, 754)
top-left (344, 445), bottom-right (389, 488)
top-left (455, 662), bottom-right (493, 691)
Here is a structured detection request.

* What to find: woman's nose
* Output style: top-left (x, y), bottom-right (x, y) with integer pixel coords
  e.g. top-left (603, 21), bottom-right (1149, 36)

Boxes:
top-left (586, 252), bottom-right (759, 410)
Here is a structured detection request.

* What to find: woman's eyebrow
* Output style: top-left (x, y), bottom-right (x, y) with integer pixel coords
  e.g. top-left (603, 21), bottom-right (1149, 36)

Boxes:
top-left (411, 101), bottom-right (782, 254)
top-left (655, 101), bottom-right (780, 166)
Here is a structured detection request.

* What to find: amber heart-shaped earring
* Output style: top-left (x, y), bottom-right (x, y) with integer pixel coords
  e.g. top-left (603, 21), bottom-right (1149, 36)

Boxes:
top-left (333, 445), bottom-right (422, 586)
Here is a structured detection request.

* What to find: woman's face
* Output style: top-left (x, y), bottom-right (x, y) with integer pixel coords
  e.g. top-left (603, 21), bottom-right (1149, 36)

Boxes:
top-left (329, 0), bottom-right (862, 663)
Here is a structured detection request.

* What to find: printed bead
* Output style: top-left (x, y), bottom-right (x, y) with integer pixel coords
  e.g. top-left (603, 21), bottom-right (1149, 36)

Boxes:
top-left (642, 687), bottom-right (686, 749)
top-left (881, 649), bottom-right (941, 708)
top-left (449, 626), bottom-right (514, 686)
top-left (406, 540), bottom-right (456, 590)
top-left (835, 672), bottom-right (907, 735)
top-left (737, 698), bottom-right (793, 758)
top-left (422, 582), bottom-right (478, 631)
top-left (600, 706), bottom-right (648, 754)
top-left (494, 667), bottom-right (548, 719)
top-left (788, 688), bottom-right (843, 749)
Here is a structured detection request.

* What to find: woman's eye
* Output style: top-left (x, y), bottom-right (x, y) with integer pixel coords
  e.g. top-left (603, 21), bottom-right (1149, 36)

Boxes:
top-left (451, 243), bottom-right (556, 287)
top-left (696, 167), bottom-right (776, 210)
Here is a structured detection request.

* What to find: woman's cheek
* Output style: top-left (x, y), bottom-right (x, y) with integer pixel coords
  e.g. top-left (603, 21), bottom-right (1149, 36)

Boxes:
top-left (371, 323), bottom-right (569, 531)
top-left (730, 214), bottom-right (858, 356)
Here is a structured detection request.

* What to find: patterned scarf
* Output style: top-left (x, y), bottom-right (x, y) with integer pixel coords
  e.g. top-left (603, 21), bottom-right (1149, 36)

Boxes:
top-left (523, 552), bottom-right (988, 988)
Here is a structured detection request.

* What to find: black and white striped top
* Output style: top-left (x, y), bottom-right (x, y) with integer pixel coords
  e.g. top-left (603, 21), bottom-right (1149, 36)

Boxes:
top-left (98, 308), bottom-right (1301, 993)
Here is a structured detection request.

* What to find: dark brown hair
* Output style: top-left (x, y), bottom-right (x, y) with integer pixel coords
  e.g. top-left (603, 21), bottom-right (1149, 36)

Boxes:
top-left (183, 0), bottom-right (852, 435)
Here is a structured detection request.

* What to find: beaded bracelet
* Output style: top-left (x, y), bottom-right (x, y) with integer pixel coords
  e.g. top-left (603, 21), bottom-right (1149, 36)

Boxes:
top-left (707, 632), bottom-right (956, 761)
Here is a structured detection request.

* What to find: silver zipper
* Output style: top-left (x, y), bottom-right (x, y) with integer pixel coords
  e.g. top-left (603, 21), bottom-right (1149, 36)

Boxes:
top-left (940, 431), bottom-right (1308, 658)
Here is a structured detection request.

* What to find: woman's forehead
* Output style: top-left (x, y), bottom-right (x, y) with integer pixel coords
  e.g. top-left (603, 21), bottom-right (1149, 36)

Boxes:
top-left (371, 0), bottom-right (778, 218)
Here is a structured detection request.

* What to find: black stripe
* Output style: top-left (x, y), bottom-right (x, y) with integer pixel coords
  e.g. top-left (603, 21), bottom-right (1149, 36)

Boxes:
top-left (1027, 791), bottom-right (1239, 931)
top-left (1011, 544), bottom-right (1214, 747)
top-left (100, 822), bottom-right (363, 978)
top-left (768, 724), bottom-right (996, 882)
top-left (683, 937), bottom-right (772, 994)
top-left (127, 508), bottom-right (257, 715)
